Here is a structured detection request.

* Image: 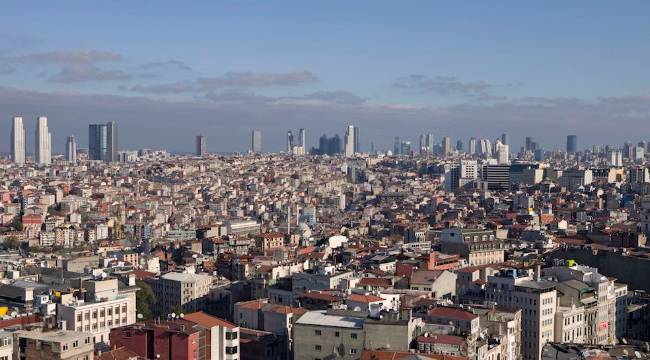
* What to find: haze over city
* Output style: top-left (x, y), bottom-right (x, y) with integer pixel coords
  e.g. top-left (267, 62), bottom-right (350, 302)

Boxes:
top-left (2, 1), bottom-right (650, 153)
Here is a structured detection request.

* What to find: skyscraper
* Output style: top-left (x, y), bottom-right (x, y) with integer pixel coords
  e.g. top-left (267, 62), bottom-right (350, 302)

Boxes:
top-left (251, 129), bottom-right (262, 153)
top-left (525, 136), bottom-right (534, 152)
top-left (353, 126), bottom-right (360, 153)
top-left (344, 125), bottom-right (355, 157)
top-left (286, 131), bottom-right (293, 152)
top-left (442, 136), bottom-right (452, 155)
top-left (106, 121), bottom-right (118, 162)
top-left (496, 139), bottom-right (509, 165)
top-left (35, 116), bottom-right (51, 165)
top-left (394, 136), bottom-right (401, 155)
top-left (10, 116), bottom-right (25, 164)
top-left (89, 122), bottom-right (118, 162)
top-left (501, 133), bottom-right (509, 146)
top-left (65, 135), bottom-right (77, 163)
top-left (196, 134), bottom-right (206, 156)
top-left (468, 137), bottom-right (477, 155)
top-left (298, 128), bottom-right (306, 148)
top-left (566, 135), bottom-right (578, 153)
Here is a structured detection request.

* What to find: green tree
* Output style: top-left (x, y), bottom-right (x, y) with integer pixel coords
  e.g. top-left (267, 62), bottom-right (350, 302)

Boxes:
top-left (12, 220), bottom-right (23, 231)
top-left (3, 236), bottom-right (20, 249)
top-left (135, 281), bottom-right (157, 320)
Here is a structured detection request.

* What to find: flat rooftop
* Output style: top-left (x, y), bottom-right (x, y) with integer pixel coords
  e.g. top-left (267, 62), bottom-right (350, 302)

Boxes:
top-left (295, 310), bottom-right (364, 329)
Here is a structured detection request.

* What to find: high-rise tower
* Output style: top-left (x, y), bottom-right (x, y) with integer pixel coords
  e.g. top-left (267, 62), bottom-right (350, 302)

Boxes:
top-left (10, 116), bottom-right (25, 164)
top-left (196, 134), bottom-right (206, 156)
top-left (345, 125), bottom-right (355, 157)
top-left (89, 122), bottom-right (118, 162)
top-left (251, 129), bottom-right (262, 153)
top-left (65, 135), bottom-right (77, 163)
top-left (35, 116), bottom-right (51, 165)
top-left (566, 135), bottom-right (578, 153)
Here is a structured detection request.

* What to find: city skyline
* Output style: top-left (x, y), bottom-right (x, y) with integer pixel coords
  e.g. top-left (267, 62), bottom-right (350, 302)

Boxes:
top-left (1, 2), bottom-right (650, 152)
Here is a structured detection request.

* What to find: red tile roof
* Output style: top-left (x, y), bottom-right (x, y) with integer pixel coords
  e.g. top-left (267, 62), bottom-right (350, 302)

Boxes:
top-left (347, 293), bottom-right (384, 303)
top-left (427, 307), bottom-right (478, 321)
top-left (183, 311), bottom-right (237, 329)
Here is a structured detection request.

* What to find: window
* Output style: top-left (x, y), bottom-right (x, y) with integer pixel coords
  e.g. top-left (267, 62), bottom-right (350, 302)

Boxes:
top-left (335, 331), bottom-right (340, 337)
top-left (225, 346), bottom-right (238, 355)
top-left (315, 345), bottom-right (322, 351)
top-left (226, 332), bottom-right (238, 340)
top-left (315, 330), bottom-right (322, 336)
top-left (350, 333), bottom-right (357, 339)
top-left (350, 349), bottom-right (358, 354)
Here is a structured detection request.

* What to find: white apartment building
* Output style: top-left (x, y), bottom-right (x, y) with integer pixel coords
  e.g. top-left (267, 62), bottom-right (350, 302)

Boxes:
top-left (544, 264), bottom-right (619, 345)
top-left (486, 268), bottom-right (557, 360)
top-left (56, 278), bottom-right (137, 345)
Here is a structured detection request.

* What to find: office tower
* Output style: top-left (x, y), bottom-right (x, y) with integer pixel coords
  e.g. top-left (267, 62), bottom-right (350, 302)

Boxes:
top-left (609, 150), bottom-right (623, 167)
top-left (370, 141), bottom-right (375, 154)
top-left (353, 126), bottom-right (360, 153)
top-left (501, 133), bottom-right (509, 146)
top-left (344, 125), bottom-right (355, 157)
top-left (318, 134), bottom-right (328, 155)
top-left (107, 121), bottom-right (118, 162)
top-left (286, 131), bottom-right (293, 152)
top-left (442, 136), bottom-right (452, 155)
top-left (422, 133), bottom-right (434, 154)
top-left (331, 134), bottom-right (342, 155)
top-left (566, 135), bottom-right (578, 153)
top-left (456, 140), bottom-right (464, 152)
top-left (525, 136), bottom-right (534, 152)
top-left (534, 148), bottom-right (545, 161)
top-left (298, 128), bottom-right (306, 148)
top-left (479, 138), bottom-right (492, 157)
top-left (400, 140), bottom-right (411, 155)
top-left (89, 124), bottom-right (107, 161)
top-left (195, 134), bottom-right (206, 156)
top-left (418, 134), bottom-right (425, 154)
top-left (65, 136), bottom-right (77, 163)
top-left (89, 122), bottom-right (118, 162)
top-left (634, 146), bottom-right (645, 161)
top-left (10, 116), bottom-right (25, 164)
top-left (393, 136), bottom-right (401, 155)
top-left (496, 140), bottom-right (509, 165)
top-left (623, 142), bottom-right (634, 159)
top-left (251, 129), bottom-right (262, 153)
top-left (468, 137), bottom-right (477, 155)
top-left (35, 116), bottom-right (52, 165)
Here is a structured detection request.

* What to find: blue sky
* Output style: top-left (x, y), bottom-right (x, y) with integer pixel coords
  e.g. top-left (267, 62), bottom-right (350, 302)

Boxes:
top-left (2, 1), bottom-right (650, 152)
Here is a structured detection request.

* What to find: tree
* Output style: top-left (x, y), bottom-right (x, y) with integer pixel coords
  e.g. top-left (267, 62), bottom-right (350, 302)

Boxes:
top-left (12, 220), bottom-right (23, 231)
top-left (135, 281), bottom-right (156, 320)
top-left (3, 236), bottom-right (20, 249)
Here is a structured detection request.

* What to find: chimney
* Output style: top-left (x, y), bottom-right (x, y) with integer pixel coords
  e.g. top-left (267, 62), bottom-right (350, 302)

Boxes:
top-left (535, 264), bottom-right (541, 281)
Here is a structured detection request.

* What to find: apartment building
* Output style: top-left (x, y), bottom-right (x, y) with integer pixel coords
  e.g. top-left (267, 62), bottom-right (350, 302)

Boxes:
top-left (439, 228), bottom-right (506, 266)
top-left (56, 278), bottom-right (137, 345)
top-left (147, 272), bottom-right (212, 314)
top-left (184, 312), bottom-right (241, 360)
top-left (293, 310), bottom-right (365, 360)
top-left (13, 329), bottom-right (94, 360)
top-left (0, 331), bottom-right (12, 360)
top-left (486, 268), bottom-right (557, 360)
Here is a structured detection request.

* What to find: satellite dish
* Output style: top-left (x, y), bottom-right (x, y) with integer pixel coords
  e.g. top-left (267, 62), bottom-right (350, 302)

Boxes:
top-left (171, 313), bottom-right (177, 319)
top-left (137, 313), bottom-right (143, 319)
top-left (179, 313), bottom-right (184, 318)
